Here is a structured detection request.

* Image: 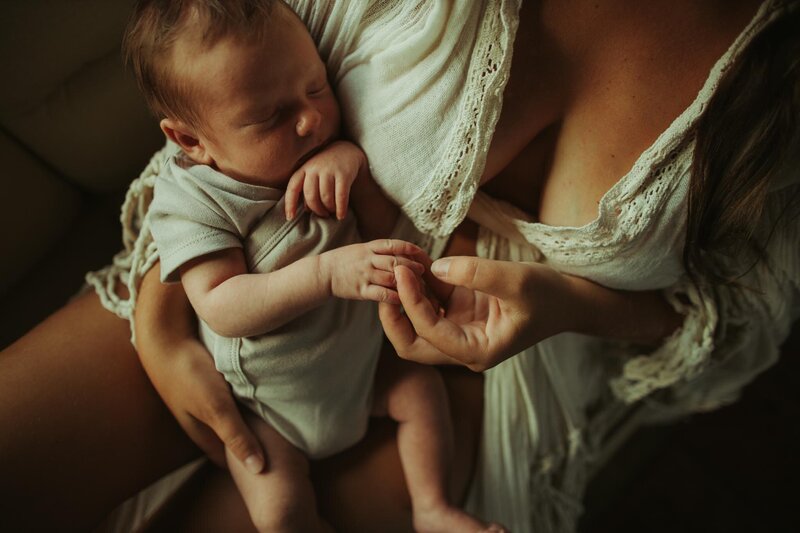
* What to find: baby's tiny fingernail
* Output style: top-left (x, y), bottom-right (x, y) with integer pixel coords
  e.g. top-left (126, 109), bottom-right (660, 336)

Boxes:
top-left (244, 455), bottom-right (264, 474)
top-left (431, 258), bottom-right (451, 278)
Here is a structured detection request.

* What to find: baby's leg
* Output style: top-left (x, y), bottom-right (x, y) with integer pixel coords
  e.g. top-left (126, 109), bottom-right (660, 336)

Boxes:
top-left (226, 413), bottom-right (332, 533)
top-left (373, 355), bottom-right (505, 533)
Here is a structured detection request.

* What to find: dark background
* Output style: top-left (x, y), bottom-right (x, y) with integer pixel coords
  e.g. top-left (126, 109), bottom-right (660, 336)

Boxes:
top-left (582, 326), bottom-right (800, 533)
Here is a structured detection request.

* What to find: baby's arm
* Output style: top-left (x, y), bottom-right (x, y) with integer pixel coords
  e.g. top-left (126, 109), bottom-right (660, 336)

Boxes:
top-left (284, 140), bottom-right (399, 241)
top-left (179, 240), bottom-right (425, 338)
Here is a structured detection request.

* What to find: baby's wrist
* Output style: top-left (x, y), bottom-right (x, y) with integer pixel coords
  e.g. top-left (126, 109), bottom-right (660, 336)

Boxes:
top-left (315, 253), bottom-right (335, 298)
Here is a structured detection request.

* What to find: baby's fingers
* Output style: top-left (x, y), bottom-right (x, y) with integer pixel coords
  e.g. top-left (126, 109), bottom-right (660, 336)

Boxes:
top-left (371, 254), bottom-right (425, 275)
top-left (363, 285), bottom-right (401, 305)
top-left (371, 269), bottom-right (397, 289)
top-left (368, 239), bottom-right (426, 260)
top-left (303, 173), bottom-right (330, 217)
top-left (335, 173), bottom-right (351, 220)
top-left (285, 170), bottom-right (306, 220)
top-left (319, 174), bottom-right (337, 216)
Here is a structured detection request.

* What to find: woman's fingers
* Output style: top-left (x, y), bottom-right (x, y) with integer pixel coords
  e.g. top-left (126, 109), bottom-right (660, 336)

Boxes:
top-left (378, 301), bottom-right (459, 365)
top-left (177, 413), bottom-right (226, 467)
top-left (393, 265), bottom-right (476, 357)
top-left (201, 395), bottom-right (266, 474)
top-left (431, 256), bottom-right (520, 300)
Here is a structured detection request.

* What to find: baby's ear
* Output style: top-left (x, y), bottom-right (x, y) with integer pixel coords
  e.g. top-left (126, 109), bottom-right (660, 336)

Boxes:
top-left (160, 118), bottom-right (214, 166)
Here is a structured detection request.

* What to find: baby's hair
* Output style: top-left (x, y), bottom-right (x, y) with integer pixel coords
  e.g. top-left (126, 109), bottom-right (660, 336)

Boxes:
top-left (123, 0), bottom-right (280, 128)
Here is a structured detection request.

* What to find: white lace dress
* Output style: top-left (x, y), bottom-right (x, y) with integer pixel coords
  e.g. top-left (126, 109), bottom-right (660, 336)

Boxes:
top-left (89, 1), bottom-right (800, 531)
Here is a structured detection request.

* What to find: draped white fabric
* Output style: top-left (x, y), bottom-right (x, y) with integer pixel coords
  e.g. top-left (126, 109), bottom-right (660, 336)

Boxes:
top-left (285, 0), bottom-right (520, 237)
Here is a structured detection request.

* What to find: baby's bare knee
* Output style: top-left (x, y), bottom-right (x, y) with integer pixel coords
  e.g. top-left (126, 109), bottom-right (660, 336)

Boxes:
top-left (385, 364), bottom-right (449, 421)
top-left (398, 364), bottom-right (446, 399)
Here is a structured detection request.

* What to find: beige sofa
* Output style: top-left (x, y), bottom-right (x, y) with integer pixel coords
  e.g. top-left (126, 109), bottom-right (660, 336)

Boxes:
top-left (0, 1), bottom-right (164, 348)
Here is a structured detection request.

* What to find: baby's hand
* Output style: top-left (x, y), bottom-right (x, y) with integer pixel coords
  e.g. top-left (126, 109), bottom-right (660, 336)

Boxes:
top-left (320, 239), bottom-right (429, 305)
top-left (285, 141), bottom-right (365, 221)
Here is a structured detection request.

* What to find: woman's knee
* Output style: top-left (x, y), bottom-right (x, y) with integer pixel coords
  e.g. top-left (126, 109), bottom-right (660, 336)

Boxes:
top-left (249, 475), bottom-right (322, 533)
top-left (0, 292), bottom-right (196, 526)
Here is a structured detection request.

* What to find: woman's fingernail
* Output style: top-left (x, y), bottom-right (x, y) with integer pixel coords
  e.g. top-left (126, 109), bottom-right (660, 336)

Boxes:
top-left (431, 258), bottom-right (451, 278)
top-left (244, 455), bottom-right (263, 474)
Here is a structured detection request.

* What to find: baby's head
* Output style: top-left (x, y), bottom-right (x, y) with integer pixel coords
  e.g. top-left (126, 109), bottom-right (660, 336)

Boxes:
top-left (124, 0), bottom-right (340, 186)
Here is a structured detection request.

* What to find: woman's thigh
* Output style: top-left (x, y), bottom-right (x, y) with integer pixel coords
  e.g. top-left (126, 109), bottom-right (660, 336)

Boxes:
top-left (0, 290), bottom-right (199, 531)
top-left (143, 367), bottom-right (484, 533)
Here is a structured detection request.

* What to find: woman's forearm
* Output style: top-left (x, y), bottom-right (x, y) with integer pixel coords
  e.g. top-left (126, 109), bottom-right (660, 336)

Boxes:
top-left (132, 262), bottom-right (267, 469)
top-left (565, 275), bottom-right (683, 345)
top-left (134, 263), bottom-right (198, 368)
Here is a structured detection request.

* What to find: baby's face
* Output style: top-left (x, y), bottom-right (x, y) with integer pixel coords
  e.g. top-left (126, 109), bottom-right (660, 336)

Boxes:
top-left (174, 8), bottom-right (340, 187)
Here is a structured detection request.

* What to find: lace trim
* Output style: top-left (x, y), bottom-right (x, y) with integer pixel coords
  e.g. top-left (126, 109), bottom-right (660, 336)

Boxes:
top-left (610, 281), bottom-right (718, 404)
top-left (84, 146), bottom-right (167, 343)
top-left (403, 0), bottom-right (520, 237)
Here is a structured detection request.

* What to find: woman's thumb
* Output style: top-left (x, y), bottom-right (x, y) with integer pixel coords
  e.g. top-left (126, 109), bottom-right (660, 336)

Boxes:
top-left (213, 413), bottom-right (265, 474)
top-left (430, 256), bottom-right (515, 298)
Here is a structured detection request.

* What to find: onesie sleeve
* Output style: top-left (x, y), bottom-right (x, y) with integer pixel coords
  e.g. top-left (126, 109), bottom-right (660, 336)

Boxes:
top-left (611, 183), bottom-right (800, 412)
top-left (147, 172), bottom-right (244, 283)
top-left (85, 143), bottom-right (281, 343)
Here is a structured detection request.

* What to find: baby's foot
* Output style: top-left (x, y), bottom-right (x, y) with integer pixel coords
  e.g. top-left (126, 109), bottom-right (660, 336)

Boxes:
top-left (413, 503), bottom-right (508, 533)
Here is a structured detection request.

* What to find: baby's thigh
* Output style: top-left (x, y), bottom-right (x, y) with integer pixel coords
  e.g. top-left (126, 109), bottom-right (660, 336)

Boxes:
top-left (371, 351), bottom-right (446, 419)
top-left (228, 413), bottom-right (322, 532)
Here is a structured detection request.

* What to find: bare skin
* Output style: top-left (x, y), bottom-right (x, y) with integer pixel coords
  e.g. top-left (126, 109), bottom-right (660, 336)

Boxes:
top-left (0, 0), bottom-right (763, 531)
top-left (0, 290), bottom-right (198, 531)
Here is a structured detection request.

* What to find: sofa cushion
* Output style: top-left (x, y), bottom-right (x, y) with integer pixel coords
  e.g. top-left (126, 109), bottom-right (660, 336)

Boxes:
top-left (0, 128), bottom-right (82, 295)
top-left (0, 0), bottom-right (163, 193)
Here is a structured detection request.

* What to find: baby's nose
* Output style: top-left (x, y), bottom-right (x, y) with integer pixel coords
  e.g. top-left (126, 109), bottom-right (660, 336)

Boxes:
top-left (296, 107), bottom-right (322, 137)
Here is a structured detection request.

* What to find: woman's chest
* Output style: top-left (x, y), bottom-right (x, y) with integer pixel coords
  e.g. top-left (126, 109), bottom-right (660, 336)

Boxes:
top-left (482, 0), bottom-right (761, 227)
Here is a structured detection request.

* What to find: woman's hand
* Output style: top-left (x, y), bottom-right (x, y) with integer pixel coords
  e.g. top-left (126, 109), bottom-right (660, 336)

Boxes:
top-left (135, 264), bottom-right (266, 474)
top-left (379, 256), bottom-right (579, 371)
top-left (380, 256), bottom-right (683, 372)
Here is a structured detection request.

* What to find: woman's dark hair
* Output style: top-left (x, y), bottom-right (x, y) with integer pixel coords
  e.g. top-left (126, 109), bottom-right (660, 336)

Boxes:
top-left (685, 5), bottom-right (800, 284)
